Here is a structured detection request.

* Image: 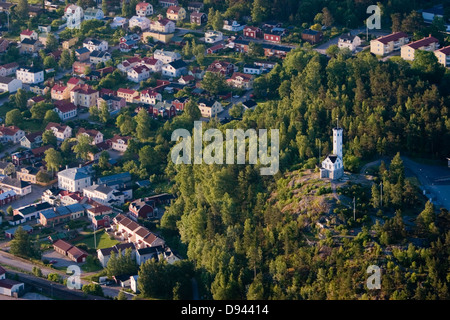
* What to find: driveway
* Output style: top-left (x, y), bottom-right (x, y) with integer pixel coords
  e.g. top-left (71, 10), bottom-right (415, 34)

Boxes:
top-left (41, 250), bottom-right (80, 268)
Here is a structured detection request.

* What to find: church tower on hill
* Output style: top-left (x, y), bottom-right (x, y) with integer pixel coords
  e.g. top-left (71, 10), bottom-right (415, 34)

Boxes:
top-left (320, 118), bottom-right (344, 180)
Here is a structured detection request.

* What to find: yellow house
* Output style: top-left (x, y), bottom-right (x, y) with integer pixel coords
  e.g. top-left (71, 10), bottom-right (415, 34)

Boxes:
top-left (166, 6), bottom-right (186, 21)
top-left (434, 45), bottom-right (450, 67)
top-left (142, 31), bottom-right (174, 44)
top-left (370, 32), bottom-right (409, 56)
top-left (198, 98), bottom-right (223, 118)
top-left (400, 35), bottom-right (439, 61)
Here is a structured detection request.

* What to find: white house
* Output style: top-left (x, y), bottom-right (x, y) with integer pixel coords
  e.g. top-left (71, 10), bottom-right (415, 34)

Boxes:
top-left (162, 59), bottom-right (187, 78)
top-left (53, 102), bottom-right (77, 121)
top-left (129, 16), bottom-right (151, 31)
top-left (205, 30), bottom-right (223, 44)
top-left (320, 125), bottom-right (344, 180)
top-left (16, 67), bottom-right (44, 84)
top-left (198, 98), bottom-right (223, 118)
top-left (45, 122), bottom-right (72, 141)
top-left (127, 65), bottom-right (150, 83)
top-left (84, 7), bottom-right (104, 21)
top-left (110, 135), bottom-right (131, 153)
top-left (83, 184), bottom-right (124, 206)
top-left (58, 166), bottom-right (92, 192)
top-left (149, 18), bottom-right (175, 33)
top-left (140, 89), bottom-right (162, 105)
top-left (153, 49), bottom-right (181, 64)
top-left (223, 20), bottom-right (245, 32)
top-left (243, 64), bottom-right (262, 75)
top-left (64, 4), bottom-right (84, 29)
top-left (111, 17), bottom-right (128, 29)
top-left (83, 38), bottom-right (109, 52)
top-left (136, 2), bottom-right (153, 17)
top-left (0, 125), bottom-right (25, 144)
top-left (0, 266), bottom-right (24, 297)
top-left (89, 50), bottom-right (112, 64)
top-left (338, 33), bottom-right (362, 52)
top-left (0, 76), bottom-right (22, 93)
top-left (141, 57), bottom-right (164, 72)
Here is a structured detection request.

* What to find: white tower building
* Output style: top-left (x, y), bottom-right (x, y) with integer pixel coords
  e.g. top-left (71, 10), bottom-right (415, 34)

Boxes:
top-left (320, 118), bottom-right (344, 180)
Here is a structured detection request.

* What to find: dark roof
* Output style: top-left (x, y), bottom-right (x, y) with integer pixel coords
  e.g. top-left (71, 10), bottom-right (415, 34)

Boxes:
top-left (327, 155), bottom-right (338, 163)
top-left (242, 99), bottom-right (257, 109)
top-left (0, 76), bottom-right (16, 84)
top-left (0, 279), bottom-right (23, 289)
top-left (0, 176), bottom-right (30, 189)
top-left (75, 47), bottom-right (90, 55)
top-left (53, 239), bottom-right (73, 252)
top-left (137, 245), bottom-right (163, 256)
top-left (168, 59), bottom-right (187, 69)
top-left (302, 29), bottom-right (321, 35)
top-left (21, 38), bottom-right (38, 45)
top-left (115, 242), bottom-right (136, 252)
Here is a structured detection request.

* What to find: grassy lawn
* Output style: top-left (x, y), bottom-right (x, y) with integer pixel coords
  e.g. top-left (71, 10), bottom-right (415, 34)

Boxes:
top-left (74, 230), bottom-right (119, 250)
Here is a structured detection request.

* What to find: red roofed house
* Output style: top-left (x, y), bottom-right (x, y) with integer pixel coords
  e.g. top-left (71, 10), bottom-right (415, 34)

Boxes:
top-left (172, 96), bottom-right (189, 111)
top-left (129, 198), bottom-right (157, 219)
top-left (227, 72), bottom-right (254, 89)
top-left (20, 29), bottom-right (38, 42)
top-left (77, 128), bottom-right (104, 145)
top-left (141, 57), bottom-right (164, 72)
top-left (117, 88), bottom-right (140, 103)
top-left (243, 26), bottom-right (262, 39)
top-left (45, 122), bottom-right (72, 141)
top-left (166, 6), bottom-right (186, 21)
top-left (206, 61), bottom-right (235, 76)
top-left (70, 84), bottom-right (99, 108)
top-left (206, 43), bottom-right (224, 54)
top-left (401, 35), bottom-right (439, 61)
top-left (434, 45), bottom-right (450, 67)
top-left (110, 135), bottom-right (132, 152)
top-left (53, 239), bottom-right (88, 263)
top-left (136, 2), bottom-right (153, 16)
top-left (118, 56), bottom-right (143, 73)
top-left (140, 89), bottom-right (162, 105)
top-left (51, 83), bottom-right (70, 100)
top-left (67, 77), bottom-right (84, 91)
top-left (0, 125), bottom-right (25, 144)
top-left (127, 65), bottom-right (150, 83)
top-left (370, 32), bottom-right (409, 56)
top-left (53, 100), bottom-right (78, 121)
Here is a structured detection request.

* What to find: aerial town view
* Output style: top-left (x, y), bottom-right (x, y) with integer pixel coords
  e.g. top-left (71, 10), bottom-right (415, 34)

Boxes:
top-left (0, 0), bottom-right (448, 311)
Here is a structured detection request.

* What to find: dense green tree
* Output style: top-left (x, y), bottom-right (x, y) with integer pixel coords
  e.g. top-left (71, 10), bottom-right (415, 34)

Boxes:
top-left (5, 109), bottom-right (23, 126)
top-left (42, 130), bottom-right (57, 146)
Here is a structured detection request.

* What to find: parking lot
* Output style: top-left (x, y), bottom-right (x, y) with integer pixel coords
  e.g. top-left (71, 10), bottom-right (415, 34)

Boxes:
top-left (41, 250), bottom-right (83, 269)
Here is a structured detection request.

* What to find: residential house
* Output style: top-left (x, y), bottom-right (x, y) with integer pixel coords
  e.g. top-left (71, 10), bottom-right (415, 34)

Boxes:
top-left (0, 162), bottom-right (16, 176)
top-left (140, 89), bottom-right (162, 105)
top-left (205, 30), bottom-right (223, 44)
top-left (117, 56), bottom-right (143, 73)
top-left (136, 2), bottom-right (153, 17)
top-left (198, 98), bottom-right (223, 118)
top-left (153, 49), bottom-right (181, 64)
top-left (234, 39), bottom-right (250, 53)
top-left (72, 61), bottom-right (92, 74)
top-left (243, 26), bottom-right (262, 39)
top-left (166, 5), bottom-right (186, 21)
top-left (119, 34), bottom-right (139, 52)
top-left (187, 2), bottom-right (203, 12)
top-left (127, 65), bottom-right (151, 83)
top-left (83, 38), bottom-right (108, 52)
top-left (20, 29), bottom-right (38, 42)
top-left (370, 32), bottom-right (409, 56)
top-left (77, 128), bottom-right (103, 145)
top-left (243, 64), bottom-right (262, 75)
top-left (141, 57), bottom-right (164, 72)
top-left (67, 77), bottom-right (84, 91)
top-left (110, 135), bottom-right (132, 152)
top-left (16, 67), bottom-right (44, 84)
top-left (264, 30), bottom-right (286, 44)
top-left (12, 202), bottom-right (52, 223)
top-left (178, 75), bottom-right (194, 85)
top-left (98, 172), bottom-right (132, 189)
top-left (206, 43), bottom-right (224, 54)
top-left (242, 99), bottom-right (257, 110)
top-left (52, 239), bottom-right (88, 263)
top-left (84, 7), bottom-right (104, 21)
top-left (0, 39), bottom-right (9, 53)
top-left (97, 94), bottom-right (126, 113)
top-left (223, 20), bottom-right (245, 32)
top-left (338, 33), bottom-right (362, 52)
top-left (159, 0), bottom-right (178, 8)
top-left (262, 43), bottom-right (292, 58)
top-left (172, 96), bottom-right (189, 111)
top-left (19, 132), bottom-right (42, 149)
top-left (227, 72), bottom-right (254, 89)
top-left (0, 62), bottom-right (19, 77)
top-left (62, 37), bottom-right (79, 50)
top-left (190, 12), bottom-right (207, 25)
top-left (0, 76), bottom-right (22, 93)
top-left (64, 4), bottom-right (84, 29)
top-left (83, 184), bottom-right (125, 206)
top-left (110, 16), bottom-right (128, 29)
top-left (401, 35), bottom-right (439, 61)
top-left (149, 18), bottom-right (176, 33)
top-left (51, 83), bottom-right (70, 100)
top-left (136, 246), bottom-right (162, 265)
top-left (75, 47), bottom-right (91, 61)
top-left (0, 266), bottom-right (24, 297)
top-left (97, 243), bottom-right (136, 268)
top-left (151, 101), bottom-right (176, 118)
top-left (117, 88), bottom-right (140, 103)
top-left (0, 176), bottom-right (31, 196)
top-left (70, 84), bottom-right (99, 108)
top-left (435, 45), bottom-right (450, 67)
top-left (206, 60), bottom-right (235, 76)
top-left (19, 38), bottom-right (41, 56)
top-left (53, 101), bottom-right (78, 121)
top-left (57, 165), bottom-right (92, 192)
top-left (28, 84), bottom-right (49, 96)
top-left (11, 150), bottom-right (33, 166)
top-left (301, 29), bottom-right (323, 44)
top-left (89, 50), bottom-right (112, 64)
top-left (162, 59), bottom-right (187, 78)
top-left (0, 190), bottom-right (18, 206)
top-left (15, 167), bottom-right (40, 184)
top-left (129, 197), bottom-right (157, 219)
top-left (129, 16), bottom-right (151, 31)
top-left (0, 125), bottom-right (25, 144)
top-left (45, 122), bottom-right (72, 141)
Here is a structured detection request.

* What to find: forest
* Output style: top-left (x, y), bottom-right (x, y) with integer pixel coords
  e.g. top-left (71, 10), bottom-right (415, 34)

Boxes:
top-left (158, 43), bottom-right (450, 299)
